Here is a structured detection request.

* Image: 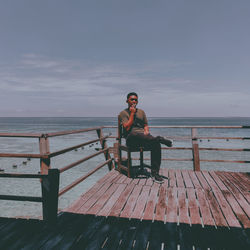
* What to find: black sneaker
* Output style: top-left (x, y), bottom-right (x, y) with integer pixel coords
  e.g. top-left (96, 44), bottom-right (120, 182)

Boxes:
top-left (152, 173), bottom-right (164, 184)
top-left (157, 136), bottom-right (173, 147)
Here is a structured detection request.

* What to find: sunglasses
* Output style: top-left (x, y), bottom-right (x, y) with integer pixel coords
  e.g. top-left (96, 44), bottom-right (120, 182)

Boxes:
top-left (130, 98), bottom-right (138, 101)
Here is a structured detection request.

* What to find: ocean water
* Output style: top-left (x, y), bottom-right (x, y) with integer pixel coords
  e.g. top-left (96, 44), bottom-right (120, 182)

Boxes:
top-left (0, 117), bottom-right (250, 218)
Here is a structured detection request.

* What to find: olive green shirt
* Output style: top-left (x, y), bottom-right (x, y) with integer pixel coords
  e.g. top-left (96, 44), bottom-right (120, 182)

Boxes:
top-left (119, 108), bottom-right (148, 135)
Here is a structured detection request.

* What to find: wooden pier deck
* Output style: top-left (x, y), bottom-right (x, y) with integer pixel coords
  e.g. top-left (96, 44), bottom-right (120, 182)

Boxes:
top-left (66, 169), bottom-right (250, 229)
top-left (0, 169), bottom-right (249, 249)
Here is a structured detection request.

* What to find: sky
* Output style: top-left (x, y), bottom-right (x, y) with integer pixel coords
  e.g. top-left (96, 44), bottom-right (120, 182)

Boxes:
top-left (0, 0), bottom-right (249, 117)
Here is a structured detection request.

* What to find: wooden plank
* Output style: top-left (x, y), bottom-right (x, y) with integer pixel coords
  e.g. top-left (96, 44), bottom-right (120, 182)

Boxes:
top-left (224, 172), bottom-right (248, 192)
top-left (178, 188), bottom-right (190, 225)
top-left (97, 169), bottom-right (119, 184)
top-left (123, 176), bottom-right (133, 184)
top-left (109, 184), bottom-right (135, 217)
top-left (120, 184), bottom-right (143, 218)
top-left (186, 188), bottom-right (202, 225)
top-left (98, 184), bottom-right (127, 217)
top-left (204, 189), bottom-right (228, 227)
top-left (115, 174), bottom-right (129, 184)
top-left (165, 187), bottom-right (178, 223)
top-left (131, 178), bottom-right (140, 185)
top-left (168, 169), bottom-right (177, 187)
top-left (229, 172), bottom-right (250, 191)
top-left (212, 189), bottom-right (241, 228)
top-left (138, 178), bottom-right (147, 186)
top-left (181, 170), bottom-right (194, 188)
top-left (175, 169), bottom-right (185, 188)
top-left (216, 172), bottom-right (250, 218)
top-left (196, 189), bottom-right (215, 226)
top-left (77, 182), bottom-right (113, 214)
top-left (111, 171), bottom-right (127, 184)
top-left (66, 176), bottom-right (112, 213)
top-left (202, 171), bottom-right (220, 191)
top-left (154, 185), bottom-right (167, 222)
top-left (131, 185), bottom-right (151, 219)
top-left (211, 172), bottom-right (249, 228)
top-left (233, 172), bottom-right (250, 188)
top-left (143, 183), bottom-right (160, 221)
top-left (145, 176), bottom-right (153, 186)
top-left (188, 170), bottom-right (202, 189)
top-left (87, 183), bottom-right (120, 215)
top-left (220, 171), bottom-right (249, 199)
top-left (209, 171), bottom-right (228, 191)
top-left (160, 168), bottom-right (169, 185)
top-left (195, 171), bottom-right (211, 190)
top-left (221, 190), bottom-right (250, 228)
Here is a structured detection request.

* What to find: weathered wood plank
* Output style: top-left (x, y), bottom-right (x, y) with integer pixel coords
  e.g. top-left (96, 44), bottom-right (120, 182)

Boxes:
top-left (216, 171), bottom-right (250, 218)
top-left (209, 171), bottom-right (228, 191)
top-left (182, 170), bottom-right (194, 188)
top-left (186, 188), bottom-right (202, 225)
top-left (87, 183), bottom-right (120, 215)
top-left (176, 169), bottom-right (185, 188)
top-left (204, 189), bottom-right (228, 227)
top-left (120, 185), bottom-right (143, 218)
top-left (166, 187), bottom-right (178, 223)
top-left (229, 172), bottom-right (250, 191)
top-left (202, 171), bottom-right (220, 191)
top-left (196, 189), bottom-right (215, 226)
top-left (195, 171), bottom-right (211, 190)
top-left (131, 185), bottom-right (151, 219)
top-left (222, 190), bottom-right (250, 228)
top-left (109, 184), bottom-right (135, 217)
top-left (226, 172), bottom-right (247, 194)
top-left (143, 183), bottom-right (160, 221)
top-left (178, 188), bottom-right (190, 225)
top-left (188, 170), bottom-right (202, 189)
top-left (154, 185), bottom-right (167, 222)
top-left (77, 182), bottom-right (113, 214)
top-left (212, 189), bottom-right (241, 228)
top-left (97, 169), bottom-right (119, 184)
top-left (168, 169), bottom-right (177, 187)
top-left (67, 176), bottom-right (111, 213)
top-left (98, 184), bottom-right (127, 217)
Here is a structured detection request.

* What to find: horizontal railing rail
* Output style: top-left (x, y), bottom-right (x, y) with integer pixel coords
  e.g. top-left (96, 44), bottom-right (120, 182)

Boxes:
top-left (59, 158), bottom-right (112, 196)
top-left (103, 125), bottom-right (250, 172)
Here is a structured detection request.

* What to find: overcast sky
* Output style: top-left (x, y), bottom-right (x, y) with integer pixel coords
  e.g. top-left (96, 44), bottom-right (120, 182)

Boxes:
top-left (0, 0), bottom-right (249, 117)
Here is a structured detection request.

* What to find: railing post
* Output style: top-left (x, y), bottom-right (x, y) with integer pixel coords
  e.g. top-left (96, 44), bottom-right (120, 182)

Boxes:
top-left (39, 134), bottom-right (50, 175)
top-left (191, 128), bottom-right (201, 171)
top-left (96, 128), bottom-right (115, 170)
top-left (41, 168), bottom-right (60, 224)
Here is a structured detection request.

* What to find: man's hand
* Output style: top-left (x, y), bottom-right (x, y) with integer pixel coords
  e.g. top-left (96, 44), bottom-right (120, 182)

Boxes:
top-left (129, 105), bottom-right (136, 114)
top-left (144, 125), bottom-right (149, 135)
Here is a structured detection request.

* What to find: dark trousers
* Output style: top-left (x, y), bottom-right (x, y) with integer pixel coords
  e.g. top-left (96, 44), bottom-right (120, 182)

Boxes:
top-left (126, 132), bottom-right (162, 174)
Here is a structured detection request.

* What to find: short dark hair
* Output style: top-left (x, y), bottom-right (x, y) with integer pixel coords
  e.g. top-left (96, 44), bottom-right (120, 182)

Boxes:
top-left (127, 92), bottom-right (138, 100)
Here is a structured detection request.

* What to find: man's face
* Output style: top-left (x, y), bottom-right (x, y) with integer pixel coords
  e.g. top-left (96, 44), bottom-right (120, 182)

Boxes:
top-left (127, 95), bottom-right (138, 107)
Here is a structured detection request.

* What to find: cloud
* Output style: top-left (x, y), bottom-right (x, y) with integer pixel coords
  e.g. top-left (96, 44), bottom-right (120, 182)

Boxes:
top-left (0, 54), bottom-right (193, 97)
top-left (0, 54), bottom-right (248, 116)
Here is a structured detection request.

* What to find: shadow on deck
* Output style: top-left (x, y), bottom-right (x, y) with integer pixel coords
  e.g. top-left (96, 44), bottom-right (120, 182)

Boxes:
top-left (0, 213), bottom-right (249, 249)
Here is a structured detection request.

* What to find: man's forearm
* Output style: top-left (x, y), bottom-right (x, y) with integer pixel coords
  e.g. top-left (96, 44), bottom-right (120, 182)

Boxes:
top-left (123, 113), bottom-right (135, 131)
top-left (144, 125), bottom-right (149, 135)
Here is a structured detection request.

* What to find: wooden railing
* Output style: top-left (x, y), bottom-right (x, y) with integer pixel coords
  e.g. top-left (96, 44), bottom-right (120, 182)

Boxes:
top-left (0, 127), bottom-right (114, 224)
top-left (103, 125), bottom-right (250, 171)
top-left (1, 125), bottom-right (249, 223)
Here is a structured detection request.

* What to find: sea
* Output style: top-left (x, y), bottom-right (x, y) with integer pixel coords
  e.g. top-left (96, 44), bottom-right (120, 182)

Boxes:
top-left (0, 117), bottom-right (249, 218)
